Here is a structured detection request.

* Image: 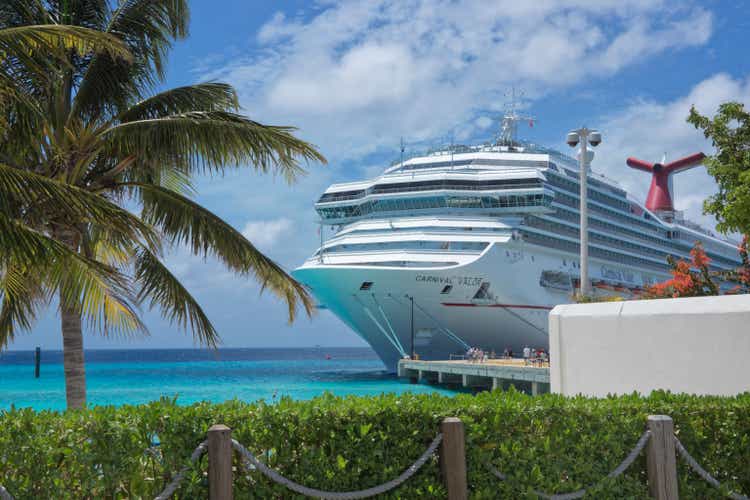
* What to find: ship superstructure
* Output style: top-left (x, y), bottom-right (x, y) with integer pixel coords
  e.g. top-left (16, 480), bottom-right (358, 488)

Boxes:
top-left (293, 114), bottom-right (741, 371)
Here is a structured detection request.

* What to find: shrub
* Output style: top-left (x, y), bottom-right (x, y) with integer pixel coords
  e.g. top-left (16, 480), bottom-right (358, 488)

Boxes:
top-left (1, 391), bottom-right (749, 499)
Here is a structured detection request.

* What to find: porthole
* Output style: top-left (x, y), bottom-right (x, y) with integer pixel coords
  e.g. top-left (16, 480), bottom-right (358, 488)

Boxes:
top-left (440, 285), bottom-right (453, 294)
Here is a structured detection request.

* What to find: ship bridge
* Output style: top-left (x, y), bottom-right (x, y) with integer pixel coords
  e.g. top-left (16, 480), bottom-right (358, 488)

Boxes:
top-left (316, 150), bottom-right (559, 224)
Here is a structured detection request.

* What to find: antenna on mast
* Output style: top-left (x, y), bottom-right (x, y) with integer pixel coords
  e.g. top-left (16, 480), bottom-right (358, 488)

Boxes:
top-left (498, 87), bottom-right (535, 147)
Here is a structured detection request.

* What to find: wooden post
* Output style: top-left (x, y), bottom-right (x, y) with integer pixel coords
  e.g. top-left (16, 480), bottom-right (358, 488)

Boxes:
top-left (34, 347), bottom-right (41, 378)
top-left (208, 424), bottom-right (233, 500)
top-left (440, 417), bottom-right (467, 500)
top-left (646, 415), bottom-right (678, 500)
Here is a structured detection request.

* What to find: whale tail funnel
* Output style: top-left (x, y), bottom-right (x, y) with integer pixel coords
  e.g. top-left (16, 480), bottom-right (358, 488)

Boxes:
top-left (626, 152), bottom-right (706, 212)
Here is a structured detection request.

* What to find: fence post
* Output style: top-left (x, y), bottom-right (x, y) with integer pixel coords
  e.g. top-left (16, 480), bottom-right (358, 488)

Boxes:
top-left (208, 424), bottom-right (233, 500)
top-left (646, 415), bottom-right (679, 500)
top-left (440, 417), bottom-right (468, 500)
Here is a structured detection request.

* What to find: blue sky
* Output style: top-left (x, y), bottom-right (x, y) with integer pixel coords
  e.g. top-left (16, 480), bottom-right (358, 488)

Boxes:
top-left (8, 0), bottom-right (750, 351)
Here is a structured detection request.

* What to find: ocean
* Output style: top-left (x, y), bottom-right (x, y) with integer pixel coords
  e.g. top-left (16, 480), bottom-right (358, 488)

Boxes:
top-left (0, 347), bottom-right (457, 411)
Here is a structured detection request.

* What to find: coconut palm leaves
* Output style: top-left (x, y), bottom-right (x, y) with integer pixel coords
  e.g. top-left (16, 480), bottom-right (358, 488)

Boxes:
top-left (1, 1), bottom-right (326, 408)
top-left (0, 24), bottom-right (130, 63)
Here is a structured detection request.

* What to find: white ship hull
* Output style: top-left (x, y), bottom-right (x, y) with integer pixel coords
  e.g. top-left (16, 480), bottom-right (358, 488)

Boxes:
top-left (295, 132), bottom-right (740, 372)
top-left (294, 240), bottom-right (648, 372)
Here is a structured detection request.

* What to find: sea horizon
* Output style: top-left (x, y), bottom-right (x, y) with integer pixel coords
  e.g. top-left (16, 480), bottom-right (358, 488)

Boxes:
top-left (0, 347), bottom-right (457, 411)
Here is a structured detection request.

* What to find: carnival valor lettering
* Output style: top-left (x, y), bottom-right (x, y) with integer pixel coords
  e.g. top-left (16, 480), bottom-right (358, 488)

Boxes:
top-left (415, 274), bottom-right (483, 286)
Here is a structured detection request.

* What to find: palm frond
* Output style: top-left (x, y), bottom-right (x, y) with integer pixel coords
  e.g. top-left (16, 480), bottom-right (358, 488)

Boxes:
top-left (0, 162), bottom-right (159, 250)
top-left (132, 183), bottom-right (313, 321)
top-left (0, 24), bottom-right (131, 65)
top-left (0, 0), bottom-right (51, 28)
top-left (104, 111), bottom-right (326, 182)
top-left (118, 82), bottom-right (239, 121)
top-left (0, 213), bottom-right (146, 338)
top-left (72, 0), bottom-right (189, 119)
top-left (134, 247), bottom-right (219, 347)
top-left (0, 24), bottom-right (129, 136)
top-left (0, 264), bottom-right (45, 348)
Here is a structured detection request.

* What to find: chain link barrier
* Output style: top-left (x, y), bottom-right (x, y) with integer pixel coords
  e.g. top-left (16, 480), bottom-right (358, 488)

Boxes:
top-left (231, 434), bottom-right (442, 499)
top-left (153, 440), bottom-right (208, 500)
top-left (488, 429), bottom-right (651, 499)
top-left (5, 425), bottom-right (750, 499)
top-left (673, 435), bottom-right (749, 500)
top-left (0, 484), bottom-right (13, 500)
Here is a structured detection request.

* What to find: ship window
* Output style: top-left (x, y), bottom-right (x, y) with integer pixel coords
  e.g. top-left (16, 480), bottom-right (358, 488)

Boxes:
top-left (359, 282), bottom-right (373, 291)
top-left (440, 285), bottom-right (452, 294)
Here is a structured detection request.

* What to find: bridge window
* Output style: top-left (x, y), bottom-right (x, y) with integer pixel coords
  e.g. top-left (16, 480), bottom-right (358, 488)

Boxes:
top-left (359, 282), bottom-right (373, 291)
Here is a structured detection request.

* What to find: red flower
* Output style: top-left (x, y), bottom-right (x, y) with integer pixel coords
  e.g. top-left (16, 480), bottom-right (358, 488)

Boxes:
top-left (690, 243), bottom-right (711, 268)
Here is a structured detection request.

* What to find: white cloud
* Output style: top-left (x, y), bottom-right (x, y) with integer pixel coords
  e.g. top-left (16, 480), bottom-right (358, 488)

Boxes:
top-left (202, 0), bottom-right (713, 160)
top-left (241, 217), bottom-right (294, 250)
top-left (592, 73), bottom-right (750, 232)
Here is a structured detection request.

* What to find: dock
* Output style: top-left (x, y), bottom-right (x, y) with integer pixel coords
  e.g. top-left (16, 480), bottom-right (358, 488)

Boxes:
top-left (397, 358), bottom-right (550, 395)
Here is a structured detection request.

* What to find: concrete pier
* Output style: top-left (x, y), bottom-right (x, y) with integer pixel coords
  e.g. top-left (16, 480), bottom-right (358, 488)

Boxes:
top-left (398, 359), bottom-right (550, 394)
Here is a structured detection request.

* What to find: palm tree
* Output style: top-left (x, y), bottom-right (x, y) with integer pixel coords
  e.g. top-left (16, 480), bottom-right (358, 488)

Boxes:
top-left (1, 1), bottom-right (325, 409)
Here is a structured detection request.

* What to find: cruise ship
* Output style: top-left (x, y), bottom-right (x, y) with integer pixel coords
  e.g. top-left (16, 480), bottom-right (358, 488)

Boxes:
top-left (293, 111), bottom-right (742, 372)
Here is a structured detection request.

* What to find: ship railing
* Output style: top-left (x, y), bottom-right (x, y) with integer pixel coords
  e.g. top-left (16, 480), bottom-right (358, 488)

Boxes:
top-left (317, 182), bottom-right (544, 204)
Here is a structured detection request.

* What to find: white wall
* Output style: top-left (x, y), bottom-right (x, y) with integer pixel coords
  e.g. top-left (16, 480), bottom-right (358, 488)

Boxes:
top-left (549, 295), bottom-right (750, 397)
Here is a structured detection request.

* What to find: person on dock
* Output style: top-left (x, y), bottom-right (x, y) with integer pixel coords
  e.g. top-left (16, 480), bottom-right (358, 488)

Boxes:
top-left (523, 345), bottom-right (531, 365)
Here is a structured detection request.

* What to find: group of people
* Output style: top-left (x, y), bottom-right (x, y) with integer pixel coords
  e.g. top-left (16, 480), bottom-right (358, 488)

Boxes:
top-left (465, 347), bottom-right (488, 363)
top-left (462, 346), bottom-right (548, 365)
top-left (522, 345), bottom-right (549, 366)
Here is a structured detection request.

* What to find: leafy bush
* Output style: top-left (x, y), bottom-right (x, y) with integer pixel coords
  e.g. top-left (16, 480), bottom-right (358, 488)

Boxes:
top-left (1, 391), bottom-right (749, 499)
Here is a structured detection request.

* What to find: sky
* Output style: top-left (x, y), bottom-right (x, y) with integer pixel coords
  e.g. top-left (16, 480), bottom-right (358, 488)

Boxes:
top-left (8, 0), bottom-right (750, 351)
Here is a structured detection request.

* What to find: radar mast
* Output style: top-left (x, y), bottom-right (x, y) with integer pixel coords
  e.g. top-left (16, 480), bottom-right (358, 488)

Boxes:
top-left (498, 87), bottom-right (535, 147)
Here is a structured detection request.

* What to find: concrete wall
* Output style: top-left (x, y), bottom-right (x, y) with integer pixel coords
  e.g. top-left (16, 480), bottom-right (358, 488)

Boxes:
top-left (549, 295), bottom-right (750, 397)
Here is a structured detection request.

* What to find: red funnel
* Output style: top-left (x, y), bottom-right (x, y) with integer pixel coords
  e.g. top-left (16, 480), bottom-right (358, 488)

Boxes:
top-left (626, 153), bottom-right (706, 212)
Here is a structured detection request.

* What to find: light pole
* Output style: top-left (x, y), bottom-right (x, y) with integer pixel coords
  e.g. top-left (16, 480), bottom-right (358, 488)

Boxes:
top-left (566, 128), bottom-right (602, 297)
top-left (409, 295), bottom-right (415, 359)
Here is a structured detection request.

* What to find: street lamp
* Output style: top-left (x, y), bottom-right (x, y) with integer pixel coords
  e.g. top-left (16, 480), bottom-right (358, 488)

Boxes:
top-left (566, 128), bottom-right (602, 297)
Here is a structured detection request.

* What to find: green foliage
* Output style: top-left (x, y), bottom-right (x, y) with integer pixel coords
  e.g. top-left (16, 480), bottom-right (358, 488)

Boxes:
top-left (0, 2), bottom-right (326, 407)
top-left (688, 102), bottom-right (750, 236)
top-left (1, 391), bottom-right (749, 499)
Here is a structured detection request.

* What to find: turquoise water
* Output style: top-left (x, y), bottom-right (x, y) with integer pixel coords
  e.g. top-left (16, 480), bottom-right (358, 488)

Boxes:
top-left (0, 348), bottom-right (457, 411)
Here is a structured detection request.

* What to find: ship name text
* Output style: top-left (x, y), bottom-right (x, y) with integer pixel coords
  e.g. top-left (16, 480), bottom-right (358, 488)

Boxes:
top-left (416, 274), bottom-right (483, 286)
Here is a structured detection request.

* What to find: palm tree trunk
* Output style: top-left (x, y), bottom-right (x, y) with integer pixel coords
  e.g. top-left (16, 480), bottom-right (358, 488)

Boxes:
top-left (61, 300), bottom-right (87, 409)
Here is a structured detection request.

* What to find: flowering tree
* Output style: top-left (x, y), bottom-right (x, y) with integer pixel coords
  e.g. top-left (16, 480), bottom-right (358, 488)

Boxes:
top-left (724, 235), bottom-right (750, 294)
top-left (645, 238), bottom-right (750, 298)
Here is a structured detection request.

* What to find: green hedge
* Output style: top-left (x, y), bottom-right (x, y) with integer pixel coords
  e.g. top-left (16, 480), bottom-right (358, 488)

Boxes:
top-left (1, 390), bottom-right (749, 499)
